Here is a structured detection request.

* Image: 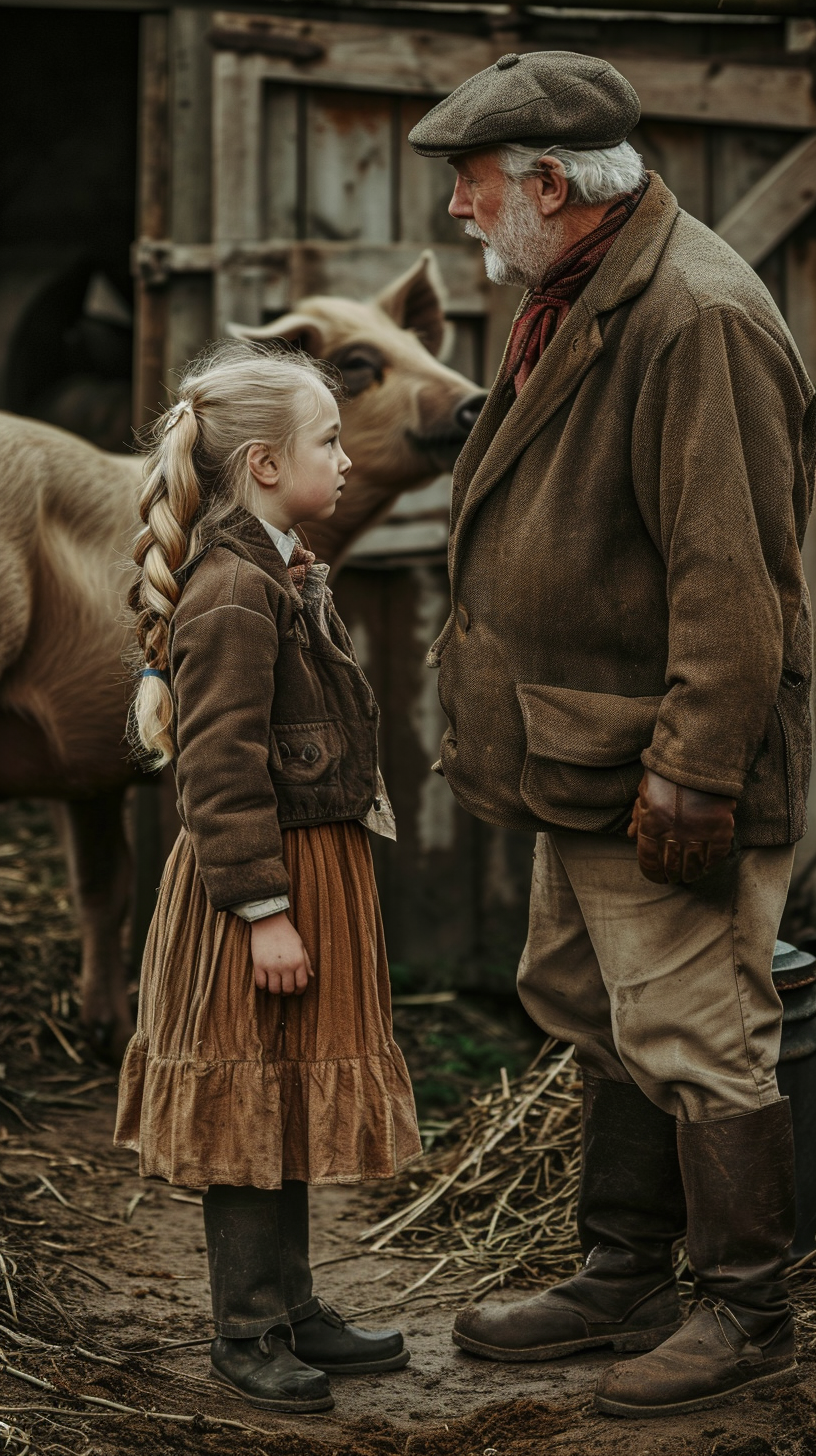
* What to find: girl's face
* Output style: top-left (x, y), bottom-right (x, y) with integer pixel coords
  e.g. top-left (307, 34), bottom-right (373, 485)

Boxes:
top-left (248, 388), bottom-right (352, 532)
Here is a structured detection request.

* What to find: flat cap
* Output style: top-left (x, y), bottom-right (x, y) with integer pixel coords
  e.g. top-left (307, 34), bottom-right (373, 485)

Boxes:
top-left (408, 51), bottom-right (640, 159)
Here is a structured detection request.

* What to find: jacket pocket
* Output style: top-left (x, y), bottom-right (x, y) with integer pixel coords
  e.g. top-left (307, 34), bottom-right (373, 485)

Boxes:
top-left (270, 719), bottom-right (343, 786)
top-left (516, 684), bottom-right (664, 831)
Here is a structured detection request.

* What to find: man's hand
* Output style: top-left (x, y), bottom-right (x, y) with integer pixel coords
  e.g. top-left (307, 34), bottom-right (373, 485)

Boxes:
top-left (250, 913), bottom-right (313, 995)
top-left (628, 769), bottom-right (736, 886)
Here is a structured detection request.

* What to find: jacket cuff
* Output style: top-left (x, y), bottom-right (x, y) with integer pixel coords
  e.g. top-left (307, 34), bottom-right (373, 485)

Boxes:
top-left (200, 857), bottom-right (291, 912)
top-left (641, 747), bottom-right (744, 799)
top-left (230, 895), bottom-right (290, 922)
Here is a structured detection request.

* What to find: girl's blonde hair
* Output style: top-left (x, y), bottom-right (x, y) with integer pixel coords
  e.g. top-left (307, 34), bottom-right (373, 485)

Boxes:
top-left (129, 338), bottom-right (334, 768)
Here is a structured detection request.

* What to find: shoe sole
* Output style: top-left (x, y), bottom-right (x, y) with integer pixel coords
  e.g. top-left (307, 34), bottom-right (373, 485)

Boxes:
top-left (594, 1361), bottom-right (798, 1418)
top-left (451, 1322), bottom-right (681, 1364)
top-left (308, 1350), bottom-right (411, 1375)
top-left (210, 1364), bottom-right (335, 1412)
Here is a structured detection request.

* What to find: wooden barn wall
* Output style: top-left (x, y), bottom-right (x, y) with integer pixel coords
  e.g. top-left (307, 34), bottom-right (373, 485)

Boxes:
top-left (139, 7), bottom-right (816, 987)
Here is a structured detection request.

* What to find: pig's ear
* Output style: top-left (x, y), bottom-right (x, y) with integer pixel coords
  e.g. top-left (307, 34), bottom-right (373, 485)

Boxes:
top-left (226, 313), bottom-right (325, 357)
top-left (375, 250), bottom-right (447, 358)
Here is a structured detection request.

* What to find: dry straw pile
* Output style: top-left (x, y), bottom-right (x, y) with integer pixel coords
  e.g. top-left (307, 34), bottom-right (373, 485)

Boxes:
top-left (361, 1040), bottom-right (584, 1300)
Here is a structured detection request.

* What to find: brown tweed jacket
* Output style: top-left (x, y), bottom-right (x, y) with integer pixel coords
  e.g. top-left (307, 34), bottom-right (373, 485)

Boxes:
top-left (432, 174), bottom-right (816, 845)
top-left (168, 515), bottom-right (379, 909)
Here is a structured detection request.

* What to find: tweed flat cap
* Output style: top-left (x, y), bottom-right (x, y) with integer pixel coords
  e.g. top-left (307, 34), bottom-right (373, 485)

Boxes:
top-left (408, 51), bottom-right (640, 158)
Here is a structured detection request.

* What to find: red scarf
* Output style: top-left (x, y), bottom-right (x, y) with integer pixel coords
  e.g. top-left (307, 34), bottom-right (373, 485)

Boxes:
top-left (505, 181), bottom-right (647, 395)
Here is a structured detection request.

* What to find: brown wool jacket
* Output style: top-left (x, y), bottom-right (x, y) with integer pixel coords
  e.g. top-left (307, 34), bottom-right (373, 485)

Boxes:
top-left (168, 515), bottom-right (379, 909)
top-left (432, 174), bottom-right (816, 845)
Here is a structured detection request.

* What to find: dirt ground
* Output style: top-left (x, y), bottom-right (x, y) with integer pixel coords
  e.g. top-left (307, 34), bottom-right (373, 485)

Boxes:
top-left (2, 800), bottom-right (816, 1454)
top-left (2, 1094), bottom-right (816, 1456)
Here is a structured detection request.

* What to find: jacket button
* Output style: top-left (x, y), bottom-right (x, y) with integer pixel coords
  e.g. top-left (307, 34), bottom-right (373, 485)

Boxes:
top-left (301, 742), bottom-right (320, 763)
top-left (456, 604), bottom-right (470, 633)
top-left (279, 742), bottom-right (291, 759)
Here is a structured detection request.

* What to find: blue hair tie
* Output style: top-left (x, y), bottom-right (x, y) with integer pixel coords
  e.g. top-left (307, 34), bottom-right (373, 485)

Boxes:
top-left (142, 667), bottom-right (170, 684)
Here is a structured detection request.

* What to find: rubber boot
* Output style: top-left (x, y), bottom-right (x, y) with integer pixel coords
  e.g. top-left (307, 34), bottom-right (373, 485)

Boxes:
top-left (596, 1099), bottom-right (798, 1417)
top-left (203, 1182), bottom-right (332, 1412)
top-left (452, 1076), bottom-right (685, 1361)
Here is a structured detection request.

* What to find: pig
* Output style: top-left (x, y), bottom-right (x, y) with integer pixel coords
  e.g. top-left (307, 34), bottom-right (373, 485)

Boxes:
top-left (0, 251), bottom-right (486, 1058)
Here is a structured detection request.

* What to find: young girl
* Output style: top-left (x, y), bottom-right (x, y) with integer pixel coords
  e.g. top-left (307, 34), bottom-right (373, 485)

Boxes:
top-left (115, 340), bottom-right (421, 1414)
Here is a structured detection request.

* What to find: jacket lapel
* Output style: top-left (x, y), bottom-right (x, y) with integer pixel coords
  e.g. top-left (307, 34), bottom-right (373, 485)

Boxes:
top-left (449, 176), bottom-right (680, 574)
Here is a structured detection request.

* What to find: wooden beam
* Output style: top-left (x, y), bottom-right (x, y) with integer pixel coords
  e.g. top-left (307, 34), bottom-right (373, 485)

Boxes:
top-left (715, 133), bottom-right (816, 265)
top-left (133, 14), bottom-right (170, 429)
top-left (211, 13), bottom-right (816, 130)
top-left (133, 238), bottom-right (491, 314)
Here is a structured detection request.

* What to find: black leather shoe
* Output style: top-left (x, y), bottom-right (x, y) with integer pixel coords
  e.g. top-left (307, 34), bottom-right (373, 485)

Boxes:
top-left (292, 1299), bottom-right (410, 1374)
top-left (210, 1329), bottom-right (334, 1411)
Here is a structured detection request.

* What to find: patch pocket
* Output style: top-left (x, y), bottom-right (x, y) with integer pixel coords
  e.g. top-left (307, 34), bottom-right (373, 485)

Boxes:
top-left (270, 720), bottom-right (343, 786)
top-left (516, 684), bottom-right (664, 831)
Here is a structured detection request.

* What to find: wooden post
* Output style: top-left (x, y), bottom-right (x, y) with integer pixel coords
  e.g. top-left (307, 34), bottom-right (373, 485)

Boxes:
top-left (131, 13), bottom-right (171, 970)
top-left (166, 7), bottom-right (214, 380)
top-left (133, 14), bottom-right (170, 428)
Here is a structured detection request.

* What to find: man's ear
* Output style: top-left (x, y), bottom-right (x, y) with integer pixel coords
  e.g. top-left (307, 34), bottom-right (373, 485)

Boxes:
top-left (533, 156), bottom-right (570, 218)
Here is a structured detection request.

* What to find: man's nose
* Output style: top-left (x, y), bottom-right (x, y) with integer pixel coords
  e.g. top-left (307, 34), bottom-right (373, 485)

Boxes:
top-left (448, 176), bottom-right (473, 219)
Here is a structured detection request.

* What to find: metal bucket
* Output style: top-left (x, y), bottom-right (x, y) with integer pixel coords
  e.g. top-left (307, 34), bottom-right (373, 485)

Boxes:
top-left (773, 938), bottom-right (816, 1258)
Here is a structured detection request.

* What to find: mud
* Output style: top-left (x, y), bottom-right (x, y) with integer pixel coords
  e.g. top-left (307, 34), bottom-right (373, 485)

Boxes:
top-left (2, 1097), bottom-right (816, 1456)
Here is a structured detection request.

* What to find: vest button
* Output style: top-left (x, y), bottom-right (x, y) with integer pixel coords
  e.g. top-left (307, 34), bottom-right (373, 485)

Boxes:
top-left (279, 742), bottom-right (291, 759)
top-left (456, 604), bottom-right (470, 633)
top-left (301, 742), bottom-right (320, 763)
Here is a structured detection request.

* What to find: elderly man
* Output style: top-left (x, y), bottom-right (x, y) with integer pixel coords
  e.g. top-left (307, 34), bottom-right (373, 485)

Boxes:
top-left (409, 52), bottom-right (815, 1416)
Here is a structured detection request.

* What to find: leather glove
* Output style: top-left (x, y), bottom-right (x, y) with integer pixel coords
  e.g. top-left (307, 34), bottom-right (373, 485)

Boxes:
top-left (628, 769), bottom-right (736, 885)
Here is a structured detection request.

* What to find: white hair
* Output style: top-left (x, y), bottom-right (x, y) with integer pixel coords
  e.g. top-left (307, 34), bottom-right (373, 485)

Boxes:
top-left (497, 140), bottom-right (646, 206)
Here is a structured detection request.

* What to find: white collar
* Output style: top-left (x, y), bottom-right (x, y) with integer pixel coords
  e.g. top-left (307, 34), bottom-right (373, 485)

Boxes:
top-left (259, 518), bottom-right (298, 565)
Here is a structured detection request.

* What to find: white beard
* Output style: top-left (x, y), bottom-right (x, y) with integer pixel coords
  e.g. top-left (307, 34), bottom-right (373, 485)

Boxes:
top-left (465, 185), bottom-right (566, 289)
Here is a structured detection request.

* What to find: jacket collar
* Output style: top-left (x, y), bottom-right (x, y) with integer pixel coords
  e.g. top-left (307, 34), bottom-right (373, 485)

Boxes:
top-left (175, 509), bottom-right (304, 607)
top-left (449, 174), bottom-right (679, 567)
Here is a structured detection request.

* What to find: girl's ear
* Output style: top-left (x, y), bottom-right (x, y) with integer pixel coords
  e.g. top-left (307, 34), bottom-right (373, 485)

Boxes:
top-left (247, 442), bottom-right (281, 490)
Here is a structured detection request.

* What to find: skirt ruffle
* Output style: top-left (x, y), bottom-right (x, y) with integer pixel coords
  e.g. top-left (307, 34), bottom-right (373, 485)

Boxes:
top-left (114, 821), bottom-right (421, 1189)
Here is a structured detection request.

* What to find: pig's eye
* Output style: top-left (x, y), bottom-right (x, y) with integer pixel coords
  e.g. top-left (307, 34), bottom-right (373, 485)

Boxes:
top-left (329, 343), bottom-right (386, 397)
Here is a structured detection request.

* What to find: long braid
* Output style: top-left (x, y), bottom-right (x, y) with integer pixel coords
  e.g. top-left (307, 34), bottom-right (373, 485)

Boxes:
top-left (130, 402), bottom-right (201, 766)
top-left (127, 338), bottom-right (337, 769)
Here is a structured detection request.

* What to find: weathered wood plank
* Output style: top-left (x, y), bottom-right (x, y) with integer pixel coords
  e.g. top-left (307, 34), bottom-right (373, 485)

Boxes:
top-left (166, 8), bottom-right (214, 384)
top-left (262, 83), bottom-right (299, 240)
top-left (212, 14), bottom-right (816, 130)
top-left (715, 132), bottom-right (816, 266)
top-left (212, 48), bottom-right (267, 329)
top-left (399, 95), bottom-right (463, 246)
top-left (631, 120), bottom-right (707, 221)
top-left (615, 56), bottom-right (816, 130)
top-left (305, 89), bottom-right (394, 245)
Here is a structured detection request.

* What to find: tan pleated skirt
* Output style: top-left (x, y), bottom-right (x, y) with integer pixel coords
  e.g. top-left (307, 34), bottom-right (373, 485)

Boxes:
top-left (114, 821), bottom-right (421, 1189)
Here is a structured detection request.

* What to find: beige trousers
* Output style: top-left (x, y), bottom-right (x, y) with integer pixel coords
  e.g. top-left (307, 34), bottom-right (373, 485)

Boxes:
top-left (517, 832), bottom-right (795, 1122)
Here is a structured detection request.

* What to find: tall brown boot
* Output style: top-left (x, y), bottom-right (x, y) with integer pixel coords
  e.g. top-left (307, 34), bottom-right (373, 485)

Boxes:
top-left (596, 1099), bottom-right (797, 1417)
top-left (452, 1076), bottom-right (685, 1362)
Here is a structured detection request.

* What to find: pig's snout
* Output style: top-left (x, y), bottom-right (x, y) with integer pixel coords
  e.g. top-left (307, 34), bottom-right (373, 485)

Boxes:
top-left (455, 392), bottom-right (488, 438)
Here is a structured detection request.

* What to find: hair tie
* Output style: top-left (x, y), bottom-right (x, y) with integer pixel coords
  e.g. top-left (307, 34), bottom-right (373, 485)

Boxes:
top-left (142, 667), bottom-right (170, 684)
top-left (164, 399), bottom-right (194, 433)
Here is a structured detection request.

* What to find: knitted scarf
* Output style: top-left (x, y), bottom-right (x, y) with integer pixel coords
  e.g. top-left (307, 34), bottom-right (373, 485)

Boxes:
top-left (505, 180), bottom-right (647, 395)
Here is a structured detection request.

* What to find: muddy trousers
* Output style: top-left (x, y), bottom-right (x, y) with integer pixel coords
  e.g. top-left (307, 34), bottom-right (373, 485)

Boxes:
top-left (202, 1183), bottom-right (321, 1338)
top-left (518, 832), bottom-right (795, 1121)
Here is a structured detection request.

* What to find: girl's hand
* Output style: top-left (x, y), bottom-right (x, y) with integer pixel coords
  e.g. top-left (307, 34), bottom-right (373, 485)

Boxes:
top-left (250, 913), bottom-right (313, 996)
